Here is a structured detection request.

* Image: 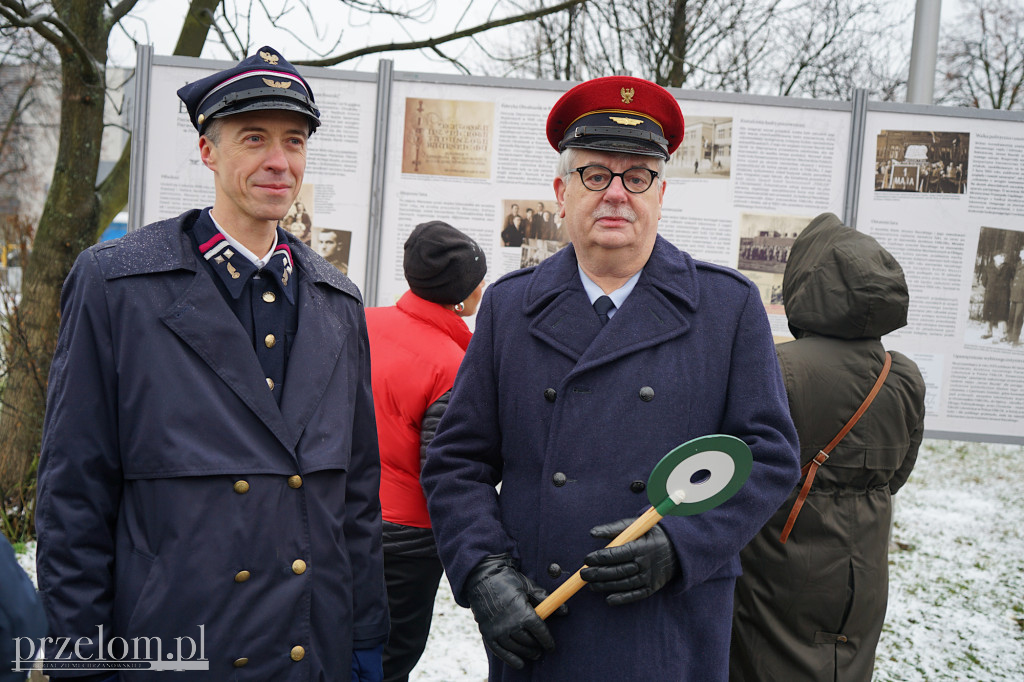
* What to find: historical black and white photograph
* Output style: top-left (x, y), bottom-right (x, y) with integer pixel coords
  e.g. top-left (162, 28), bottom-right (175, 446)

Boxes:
top-left (874, 130), bottom-right (969, 194)
top-left (314, 227), bottom-right (352, 275)
top-left (968, 226), bottom-right (1024, 349)
top-left (500, 199), bottom-right (565, 247)
top-left (737, 212), bottom-right (812, 313)
top-left (666, 116), bottom-right (733, 179)
top-left (283, 185), bottom-right (314, 245)
top-left (519, 237), bottom-right (565, 268)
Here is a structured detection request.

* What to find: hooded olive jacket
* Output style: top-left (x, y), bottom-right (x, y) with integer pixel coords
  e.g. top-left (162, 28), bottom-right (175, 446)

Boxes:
top-left (730, 213), bottom-right (926, 682)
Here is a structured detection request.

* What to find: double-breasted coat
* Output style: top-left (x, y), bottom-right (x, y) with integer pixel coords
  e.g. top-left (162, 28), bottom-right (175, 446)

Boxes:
top-left (421, 236), bottom-right (800, 681)
top-left (730, 213), bottom-right (926, 682)
top-left (36, 210), bottom-right (388, 680)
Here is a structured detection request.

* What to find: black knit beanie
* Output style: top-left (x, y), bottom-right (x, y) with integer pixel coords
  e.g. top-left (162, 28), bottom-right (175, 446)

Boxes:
top-left (403, 221), bottom-right (487, 305)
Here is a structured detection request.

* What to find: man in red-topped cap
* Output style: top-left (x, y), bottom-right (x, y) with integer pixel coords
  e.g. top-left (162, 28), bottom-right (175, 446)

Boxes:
top-left (36, 46), bottom-right (387, 681)
top-left (422, 76), bottom-right (800, 681)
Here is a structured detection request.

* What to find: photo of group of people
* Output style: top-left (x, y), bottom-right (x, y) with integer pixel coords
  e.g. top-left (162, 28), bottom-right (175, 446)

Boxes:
top-left (500, 200), bottom-right (565, 246)
top-left (499, 199), bottom-right (569, 269)
top-left (281, 186), bottom-right (352, 275)
top-left (736, 212), bottom-right (810, 311)
top-left (874, 130), bottom-right (969, 194)
top-left (283, 186), bottom-right (314, 245)
top-left (969, 226), bottom-right (1024, 349)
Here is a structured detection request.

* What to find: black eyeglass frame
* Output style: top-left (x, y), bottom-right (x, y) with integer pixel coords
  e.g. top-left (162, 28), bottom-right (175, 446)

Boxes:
top-left (570, 164), bottom-right (660, 194)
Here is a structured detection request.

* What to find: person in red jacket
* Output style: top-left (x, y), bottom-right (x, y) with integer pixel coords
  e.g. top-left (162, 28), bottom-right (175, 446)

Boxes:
top-left (366, 220), bottom-right (487, 682)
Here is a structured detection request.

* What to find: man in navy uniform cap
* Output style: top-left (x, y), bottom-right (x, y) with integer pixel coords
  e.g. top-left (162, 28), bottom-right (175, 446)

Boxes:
top-left (36, 46), bottom-right (387, 681)
top-left (421, 76), bottom-right (800, 680)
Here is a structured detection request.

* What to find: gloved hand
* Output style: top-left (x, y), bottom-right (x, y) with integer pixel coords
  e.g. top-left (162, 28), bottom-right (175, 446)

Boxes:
top-left (580, 517), bottom-right (680, 606)
top-left (350, 644), bottom-right (383, 682)
top-left (463, 553), bottom-right (565, 669)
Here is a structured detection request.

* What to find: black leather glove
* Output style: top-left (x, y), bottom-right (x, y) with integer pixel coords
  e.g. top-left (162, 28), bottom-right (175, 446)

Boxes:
top-left (463, 553), bottom-right (565, 669)
top-left (580, 518), bottom-right (680, 606)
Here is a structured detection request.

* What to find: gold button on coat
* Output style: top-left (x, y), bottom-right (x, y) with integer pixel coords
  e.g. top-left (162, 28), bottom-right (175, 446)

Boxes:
top-left (288, 475), bottom-right (303, 489)
top-left (290, 646), bottom-right (305, 661)
top-left (233, 480), bottom-right (249, 494)
top-left (292, 559), bottom-right (307, 575)
top-left (233, 658), bottom-right (248, 668)
top-left (262, 291), bottom-right (276, 303)
top-left (234, 570), bottom-right (251, 583)
top-left (266, 377), bottom-right (275, 390)
top-left (265, 334), bottom-right (276, 348)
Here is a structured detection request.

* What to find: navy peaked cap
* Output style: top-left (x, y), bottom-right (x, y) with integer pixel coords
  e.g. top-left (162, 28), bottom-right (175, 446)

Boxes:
top-left (177, 45), bottom-right (320, 135)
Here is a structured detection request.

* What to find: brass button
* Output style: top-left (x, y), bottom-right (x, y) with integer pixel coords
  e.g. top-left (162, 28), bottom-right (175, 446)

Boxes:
top-left (265, 334), bottom-right (276, 348)
top-left (630, 480), bottom-right (646, 493)
top-left (266, 377), bottom-right (275, 390)
top-left (543, 388), bottom-right (557, 402)
top-left (292, 559), bottom-right (307, 575)
top-left (639, 386), bottom-right (655, 402)
top-left (233, 480), bottom-right (250, 494)
top-left (290, 646), bottom-right (305, 662)
top-left (234, 570), bottom-right (251, 583)
top-left (288, 475), bottom-right (303, 489)
top-left (233, 658), bottom-right (248, 668)
top-left (262, 291), bottom-right (276, 303)
top-left (547, 563), bottom-right (561, 578)
top-left (552, 472), bottom-right (567, 487)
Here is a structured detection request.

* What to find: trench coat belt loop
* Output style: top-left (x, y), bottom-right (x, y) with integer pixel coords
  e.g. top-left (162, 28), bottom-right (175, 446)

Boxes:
top-left (779, 352), bottom-right (892, 544)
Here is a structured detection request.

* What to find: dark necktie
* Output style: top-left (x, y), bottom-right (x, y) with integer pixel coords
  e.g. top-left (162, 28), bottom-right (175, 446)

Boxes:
top-left (593, 295), bottom-right (615, 325)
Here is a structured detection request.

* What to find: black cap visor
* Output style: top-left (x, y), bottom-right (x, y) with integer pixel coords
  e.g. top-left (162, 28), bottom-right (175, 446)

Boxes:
top-left (559, 125), bottom-right (669, 159)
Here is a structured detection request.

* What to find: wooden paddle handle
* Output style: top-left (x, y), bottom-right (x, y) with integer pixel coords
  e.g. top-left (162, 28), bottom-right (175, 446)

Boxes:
top-left (534, 505), bottom-right (665, 619)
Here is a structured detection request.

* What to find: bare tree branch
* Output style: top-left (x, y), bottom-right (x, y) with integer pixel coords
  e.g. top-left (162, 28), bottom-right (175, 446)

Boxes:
top-left (0, 0), bottom-right (102, 83)
top-left (295, 0), bottom-right (587, 67)
top-left (105, 0), bottom-right (140, 26)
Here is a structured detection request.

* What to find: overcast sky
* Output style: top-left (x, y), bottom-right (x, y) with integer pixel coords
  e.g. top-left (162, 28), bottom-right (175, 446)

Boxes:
top-left (109, 0), bottom-right (968, 77)
top-left (108, 0), bottom-right (504, 72)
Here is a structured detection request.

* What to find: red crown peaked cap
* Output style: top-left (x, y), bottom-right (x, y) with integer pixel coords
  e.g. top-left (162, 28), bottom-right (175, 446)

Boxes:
top-left (546, 76), bottom-right (684, 159)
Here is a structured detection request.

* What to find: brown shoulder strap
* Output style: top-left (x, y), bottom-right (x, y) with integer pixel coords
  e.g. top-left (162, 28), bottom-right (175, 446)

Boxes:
top-left (779, 352), bottom-right (892, 544)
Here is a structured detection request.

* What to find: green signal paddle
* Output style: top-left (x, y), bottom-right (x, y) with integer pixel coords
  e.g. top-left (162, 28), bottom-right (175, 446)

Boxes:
top-left (534, 434), bottom-right (752, 619)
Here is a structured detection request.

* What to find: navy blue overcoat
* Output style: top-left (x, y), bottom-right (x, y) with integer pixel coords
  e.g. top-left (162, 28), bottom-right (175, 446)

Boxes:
top-left (36, 210), bottom-right (387, 680)
top-left (422, 236), bottom-right (800, 681)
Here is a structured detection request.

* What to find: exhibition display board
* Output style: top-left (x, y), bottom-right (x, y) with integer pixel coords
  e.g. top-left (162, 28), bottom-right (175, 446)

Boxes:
top-left (856, 103), bottom-right (1024, 442)
top-left (129, 48), bottom-right (1024, 444)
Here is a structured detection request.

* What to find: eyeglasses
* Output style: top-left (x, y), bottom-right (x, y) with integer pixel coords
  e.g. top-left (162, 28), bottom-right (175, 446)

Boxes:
top-left (571, 165), bottom-right (660, 194)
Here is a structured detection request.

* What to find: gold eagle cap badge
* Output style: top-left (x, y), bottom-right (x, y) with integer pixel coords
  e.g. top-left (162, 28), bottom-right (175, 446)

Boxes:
top-left (263, 78), bottom-right (293, 89)
top-left (609, 115), bottom-right (644, 126)
top-left (259, 50), bottom-right (280, 65)
top-left (620, 87), bottom-right (635, 104)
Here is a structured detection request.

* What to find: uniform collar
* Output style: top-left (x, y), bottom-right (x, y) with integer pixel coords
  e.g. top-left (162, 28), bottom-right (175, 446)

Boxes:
top-left (523, 235), bottom-right (699, 315)
top-left (578, 266), bottom-right (642, 311)
top-left (193, 209), bottom-right (296, 304)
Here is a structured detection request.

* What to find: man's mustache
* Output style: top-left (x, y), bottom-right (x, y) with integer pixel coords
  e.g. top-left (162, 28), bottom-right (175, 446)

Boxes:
top-left (592, 207), bottom-right (637, 221)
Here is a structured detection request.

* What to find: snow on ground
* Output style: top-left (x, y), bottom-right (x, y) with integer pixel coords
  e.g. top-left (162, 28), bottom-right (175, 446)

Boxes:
top-left (12, 438), bottom-right (1024, 680)
top-left (874, 439), bottom-right (1024, 681)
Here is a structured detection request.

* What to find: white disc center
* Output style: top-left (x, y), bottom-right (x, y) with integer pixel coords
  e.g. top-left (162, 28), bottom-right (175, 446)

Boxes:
top-left (665, 450), bottom-right (736, 504)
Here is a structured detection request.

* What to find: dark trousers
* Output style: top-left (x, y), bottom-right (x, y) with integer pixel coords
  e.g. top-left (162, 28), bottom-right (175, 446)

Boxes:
top-left (382, 551), bottom-right (445, 682)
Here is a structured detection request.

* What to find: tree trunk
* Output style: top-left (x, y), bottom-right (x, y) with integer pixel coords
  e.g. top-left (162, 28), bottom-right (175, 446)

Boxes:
top-left (0, 2), bottom-right (107, 499)
top-left (0, 0), bottom-right (223, 509)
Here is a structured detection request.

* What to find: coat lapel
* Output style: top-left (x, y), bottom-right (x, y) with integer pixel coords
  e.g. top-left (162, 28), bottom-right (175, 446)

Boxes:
top-left (278, 274), bottom-right (347, 449)
top-left (161, 265), bottom-right (296, 453)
